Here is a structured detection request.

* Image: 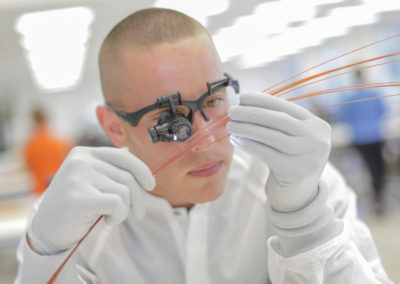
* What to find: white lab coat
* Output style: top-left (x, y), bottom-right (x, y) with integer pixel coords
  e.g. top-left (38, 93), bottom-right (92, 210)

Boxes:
top-left (16, 148), bottom-right (392, 283)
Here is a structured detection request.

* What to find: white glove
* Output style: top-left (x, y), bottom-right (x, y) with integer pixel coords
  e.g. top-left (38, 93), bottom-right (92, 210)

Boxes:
top-left (227, 93), bottom-right (331, 212)
top-left (28, 146), bottom-right (156, 254)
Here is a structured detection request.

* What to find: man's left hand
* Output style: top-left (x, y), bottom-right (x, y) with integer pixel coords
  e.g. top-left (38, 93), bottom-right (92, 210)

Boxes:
top-left (227, 92), bottom-right (331, 212)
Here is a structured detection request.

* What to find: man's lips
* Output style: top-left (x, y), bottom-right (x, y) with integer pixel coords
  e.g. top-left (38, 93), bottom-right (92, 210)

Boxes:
top-left (188, 161), bottom-right (223, 178)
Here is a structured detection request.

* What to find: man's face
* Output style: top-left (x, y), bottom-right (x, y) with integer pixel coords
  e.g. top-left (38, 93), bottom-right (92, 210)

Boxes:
top-left (115, 34), bottom-right (234, 208)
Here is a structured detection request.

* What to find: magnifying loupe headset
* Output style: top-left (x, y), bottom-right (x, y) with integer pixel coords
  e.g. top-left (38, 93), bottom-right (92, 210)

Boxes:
top-left (106, 73), bottom-right (239, 143)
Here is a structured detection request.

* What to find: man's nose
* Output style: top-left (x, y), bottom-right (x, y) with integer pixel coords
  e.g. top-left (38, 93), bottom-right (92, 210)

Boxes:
top-left (190, 111), bottom-right (215, 152)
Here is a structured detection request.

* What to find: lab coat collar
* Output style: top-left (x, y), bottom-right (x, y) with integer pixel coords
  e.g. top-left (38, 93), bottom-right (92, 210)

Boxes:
top-left (143, 190), bottom-right (195, 220)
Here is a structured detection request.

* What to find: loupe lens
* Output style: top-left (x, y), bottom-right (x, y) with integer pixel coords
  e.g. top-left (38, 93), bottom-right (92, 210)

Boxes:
top-left (147, 111), bottom-right (192, 143)
top-left (171, 118), bottom-right (192, 141)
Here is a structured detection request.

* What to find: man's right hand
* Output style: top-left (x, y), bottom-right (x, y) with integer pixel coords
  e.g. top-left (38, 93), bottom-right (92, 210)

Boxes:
top-left (27, 147), bottom-right (156, 254)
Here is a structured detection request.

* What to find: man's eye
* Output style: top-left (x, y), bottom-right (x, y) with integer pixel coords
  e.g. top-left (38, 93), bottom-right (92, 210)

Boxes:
top-left (205, 98), bottom-right (224, 108)
top-left (151, 113), bottom-right (162, 122)
top-left (150, 109), bottom-right (170, 122)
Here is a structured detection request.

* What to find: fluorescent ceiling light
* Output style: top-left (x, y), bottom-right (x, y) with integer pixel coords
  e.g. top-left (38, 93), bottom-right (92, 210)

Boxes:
top-left (15, 7), bottom-right (94, 92)
top-left (154, 0), bottom-right (229, 27)
top-left (213, 0), bottom-right (400, 69)
top-left (213, 0), bottom-right (346, 65)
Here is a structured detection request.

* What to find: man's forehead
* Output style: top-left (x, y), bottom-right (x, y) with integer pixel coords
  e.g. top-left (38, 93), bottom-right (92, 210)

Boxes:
top-left (120, 35), bottom-right (217, 74)
top-left (116, 37), bottom-right (222, 111)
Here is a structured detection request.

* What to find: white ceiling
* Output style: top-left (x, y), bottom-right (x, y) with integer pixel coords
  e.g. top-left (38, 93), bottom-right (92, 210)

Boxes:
top-left (0, 0), bottom-right (156, 97)
top-left (0, 0), bottom-right (399, 98)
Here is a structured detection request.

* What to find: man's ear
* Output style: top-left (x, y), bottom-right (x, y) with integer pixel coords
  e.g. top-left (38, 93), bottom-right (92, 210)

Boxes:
top-left (96, 106), bottom-right (128, 147)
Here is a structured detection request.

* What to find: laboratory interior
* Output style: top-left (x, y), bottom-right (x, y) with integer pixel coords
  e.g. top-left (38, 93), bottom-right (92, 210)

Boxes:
top-left (0, 0), bottom-right (400, 283)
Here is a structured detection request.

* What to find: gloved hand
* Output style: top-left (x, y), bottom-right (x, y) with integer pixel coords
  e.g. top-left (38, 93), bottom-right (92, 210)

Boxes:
top-left (227, 93), bottom-right (331, 212)
top-left (28, 147), bottom-right (156, 254)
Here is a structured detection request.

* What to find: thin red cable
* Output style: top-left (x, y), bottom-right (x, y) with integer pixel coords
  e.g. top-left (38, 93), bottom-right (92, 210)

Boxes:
top-left (47, 216), bottom-right (104, 284)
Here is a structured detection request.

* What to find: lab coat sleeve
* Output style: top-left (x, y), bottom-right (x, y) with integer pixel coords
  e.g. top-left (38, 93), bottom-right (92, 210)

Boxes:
top-left (14, 233), bottom-right (82, 283)
top-left (14, 197), bottom-right (86, 284)
top-left (266, 162), bottom-right (393, 284)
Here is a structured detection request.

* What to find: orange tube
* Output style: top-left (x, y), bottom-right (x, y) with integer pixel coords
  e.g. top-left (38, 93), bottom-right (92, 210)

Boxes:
top-left (263, 33), bottom-right (400, 94)
top-left (287, 82), bottom-right (400, 102)
top-left (267, 52), bottom-right (400, 96)
top-left (276, 59), bottom-right (400, 98)
top-left (308, 93), bottom-right (400, 111)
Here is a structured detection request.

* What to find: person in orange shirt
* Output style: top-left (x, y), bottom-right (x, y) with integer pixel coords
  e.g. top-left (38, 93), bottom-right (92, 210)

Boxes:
top-left (23, 107), bottom-right (73, 195)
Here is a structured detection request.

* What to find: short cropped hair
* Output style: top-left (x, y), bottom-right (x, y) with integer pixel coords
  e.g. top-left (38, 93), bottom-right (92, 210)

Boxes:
top-left (102, 8), bottom-right (209, 49)
top-left (99, 8), bottom-right (211, 104)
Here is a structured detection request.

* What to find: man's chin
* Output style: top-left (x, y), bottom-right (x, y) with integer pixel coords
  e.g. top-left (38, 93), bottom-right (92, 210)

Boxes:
top-left (192, 175), bottom-right (228, 203)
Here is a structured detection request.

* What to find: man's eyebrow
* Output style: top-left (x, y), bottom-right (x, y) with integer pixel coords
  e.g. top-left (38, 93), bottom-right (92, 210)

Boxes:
top-left (208, 88), bottom-right (227, 96)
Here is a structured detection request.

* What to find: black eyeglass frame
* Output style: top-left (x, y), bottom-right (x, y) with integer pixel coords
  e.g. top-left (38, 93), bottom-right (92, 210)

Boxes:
top-left (106, 73), bottom-right (239, 127)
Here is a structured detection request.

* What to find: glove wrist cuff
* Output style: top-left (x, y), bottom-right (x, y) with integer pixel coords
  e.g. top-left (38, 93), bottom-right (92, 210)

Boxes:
top-left (27, 223), bottom-right (64, 256)
top-left (267, 180), bottom-right (329, 230)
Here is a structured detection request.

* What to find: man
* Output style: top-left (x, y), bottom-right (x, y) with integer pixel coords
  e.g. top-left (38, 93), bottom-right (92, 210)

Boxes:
top-left (16, 8), bottom-right (392, 283)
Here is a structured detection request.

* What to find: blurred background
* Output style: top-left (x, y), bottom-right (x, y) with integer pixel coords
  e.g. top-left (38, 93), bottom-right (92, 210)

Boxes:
top-left (0, 0), bottom-right (399, 283)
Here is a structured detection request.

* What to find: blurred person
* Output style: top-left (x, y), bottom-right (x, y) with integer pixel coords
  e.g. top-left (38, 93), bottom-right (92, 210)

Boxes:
top-left (16, 8), bottom-right (393, 283)
top-left (339, 69), bottom-right (387, 214)
top-left (23, 106), bottom-right (73, 196)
